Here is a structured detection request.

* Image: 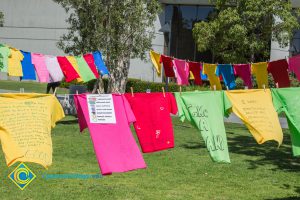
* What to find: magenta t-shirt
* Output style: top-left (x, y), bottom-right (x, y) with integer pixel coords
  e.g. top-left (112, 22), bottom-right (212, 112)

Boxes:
top-left (31, 53), bottom-right (50, 83)
top-left (289, 55), bottom-right (300, 81)
top-left (172, 58), bottom-right (189, 85)
top-left (233, 64), bottom-right (253, 89)
top-left (74, 94), bottom-right (146, 175)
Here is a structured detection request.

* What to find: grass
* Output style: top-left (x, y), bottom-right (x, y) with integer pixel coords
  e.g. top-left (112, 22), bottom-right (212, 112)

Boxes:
top-left (0, 116), bottom-right (299, 200)
top-left (0, 80), bottom-right (299, 199)
top-left (0, 80), bottom-right (68, 94)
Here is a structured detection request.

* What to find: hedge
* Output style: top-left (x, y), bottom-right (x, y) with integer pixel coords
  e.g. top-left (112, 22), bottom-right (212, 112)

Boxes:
top-left (60, 78), bottom-right (210, 93)
top-left (59, 73), bottom-right (300, 93)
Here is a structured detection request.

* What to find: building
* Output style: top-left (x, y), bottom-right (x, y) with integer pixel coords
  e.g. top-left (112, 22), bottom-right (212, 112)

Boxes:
top-left (0, 0), bottom-right (299, 82)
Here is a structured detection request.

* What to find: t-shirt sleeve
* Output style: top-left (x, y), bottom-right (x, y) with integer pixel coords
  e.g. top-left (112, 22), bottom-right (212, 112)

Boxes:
top-left (271, 89), bottom-right (284, 113)
top-left (202, 65), bottom-right (207, 75)
top-left (122, 95), bottom-right (136, 124)
top-left (8, 49), bottom-right (12, 58)
top-left (18, 51), bottom-right (24, 61)
top-left (174, 92), bottom-right (191, 122)
top-left (73, 95), bottom-right (88, 132)
top-left (168, 93), bottom-right (178, 115)
top-left (51, 96), bottom-right (65, 128)
top-left (230, 65), bottom-right (234, 75)
top-left (159, 55), bottom-right (163, 64)
top-left (6, 47), bottom-right (11, 57)
top-left (222, 91), bottom-right (232, 118)
top-left (251, 64), bottom-right (255, 75)
top-left (215, 65), bottom-right (221, 76)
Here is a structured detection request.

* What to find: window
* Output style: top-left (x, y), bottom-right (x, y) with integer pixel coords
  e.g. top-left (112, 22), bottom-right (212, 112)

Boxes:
top-left (164, 5), bottom-right (215, 62)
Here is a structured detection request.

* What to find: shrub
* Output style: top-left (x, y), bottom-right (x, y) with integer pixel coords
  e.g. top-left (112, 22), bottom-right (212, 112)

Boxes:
top-left (60, 78), bottom-right (209, 93)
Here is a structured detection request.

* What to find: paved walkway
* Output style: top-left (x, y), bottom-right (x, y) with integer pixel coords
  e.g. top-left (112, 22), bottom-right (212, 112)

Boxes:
top-left (0, 89), bottom-right (19, 93)
top-left (224, 113), bottom-right (288, 129)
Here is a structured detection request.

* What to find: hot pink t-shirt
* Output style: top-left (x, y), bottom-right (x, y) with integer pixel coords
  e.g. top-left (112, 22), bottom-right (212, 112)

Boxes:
top-left (83, 54), bottom-right (100, 78)
top-left (288, 55), bottom-right (300, 81)
top-left (74, 94), bottom-right (146, 175)
top-left (31, 53), bottom-right (50, 83)
top-left (233, 64), bottom-right (253, 89)
top-left (172, 58), bottom-right (189, 85)
top-left (125, 92), bottom-right (178, 153)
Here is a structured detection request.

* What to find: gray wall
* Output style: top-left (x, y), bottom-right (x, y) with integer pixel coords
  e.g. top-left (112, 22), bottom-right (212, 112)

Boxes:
top-left (0, 0), bottom-right (164, 82)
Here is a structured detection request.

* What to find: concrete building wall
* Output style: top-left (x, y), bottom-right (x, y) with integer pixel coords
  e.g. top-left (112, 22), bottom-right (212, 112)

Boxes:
top-left (0, 0), bottom-right (163, 82)
top-left (1, 0), bottom-right (299, 83)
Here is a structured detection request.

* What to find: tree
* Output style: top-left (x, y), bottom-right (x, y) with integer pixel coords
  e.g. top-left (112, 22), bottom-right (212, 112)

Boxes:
top-left (192, 0), bottom-right (300, 63)
top-left (54, 0), bottom-right (161, 93)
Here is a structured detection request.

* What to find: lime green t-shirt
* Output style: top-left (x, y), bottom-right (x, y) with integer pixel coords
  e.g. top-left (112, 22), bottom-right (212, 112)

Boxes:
top-left (75, 56), bottom-right (96, 82)
top-left (271, 88), bottom-right (300, 156)
top-left (0, 44), bottom-right (11, 72)
top-left (175, 91), bottom-right (232, 163)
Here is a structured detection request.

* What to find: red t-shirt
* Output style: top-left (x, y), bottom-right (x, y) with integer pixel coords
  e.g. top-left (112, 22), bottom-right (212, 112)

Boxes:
top-left (125, 92), bottom-right (178, 153)
top-left (57, 56), bottom-right (80, 82)
top-left (188, 61), bottom-right (202, 85)
top-left (159, 55), bottom-right (175, 77)
top-left (267, 59), bottom-right (290, 88)
top-left (83, 54), bottom-right (100, 78)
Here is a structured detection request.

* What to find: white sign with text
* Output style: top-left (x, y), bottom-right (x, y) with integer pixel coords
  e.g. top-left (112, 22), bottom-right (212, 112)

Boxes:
top-left (87, 94), bottom-right (116, 124)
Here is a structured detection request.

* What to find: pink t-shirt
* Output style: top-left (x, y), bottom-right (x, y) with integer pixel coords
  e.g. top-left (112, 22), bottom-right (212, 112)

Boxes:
top-left (74, 94), bottom-right (146, 175)
top-left (31, 53), bottom-right (50, 83)
top-left (288, 55), bottom-right (300, 81)
top-left (233, 64), bottom-right (253, 89)
top-left (44, 55), bottom-right (64, 82)
top-left (172, 58), bottom-right (189, 85)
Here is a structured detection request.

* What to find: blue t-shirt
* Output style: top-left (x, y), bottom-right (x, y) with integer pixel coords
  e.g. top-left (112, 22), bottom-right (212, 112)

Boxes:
top-left (21, 51), bottom-right (36, 80)
top-left (92, 51), bottom-right (109, 76)
top-left (200, 69), bottom-right (208, 80)
top-left (216, 64), bottom-right (236, 90)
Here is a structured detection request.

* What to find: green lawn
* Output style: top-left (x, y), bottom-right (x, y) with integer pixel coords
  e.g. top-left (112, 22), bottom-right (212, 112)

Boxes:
top-left (0, 116), bottom-right (299, 200)
top-left (0, 80), bottom-right (68, 94)
top-left (0, 80), bottom-right (299, 199)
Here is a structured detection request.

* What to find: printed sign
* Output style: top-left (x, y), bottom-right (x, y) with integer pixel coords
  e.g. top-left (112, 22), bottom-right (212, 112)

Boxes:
top-left (87, 94), bottom-right (116, 124)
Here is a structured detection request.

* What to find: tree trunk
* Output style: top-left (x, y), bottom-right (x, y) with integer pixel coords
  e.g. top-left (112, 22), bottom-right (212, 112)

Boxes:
top-left (107, 56), bottom-right (130, 93)
top-left (92, 76), bottom-right (105, 94)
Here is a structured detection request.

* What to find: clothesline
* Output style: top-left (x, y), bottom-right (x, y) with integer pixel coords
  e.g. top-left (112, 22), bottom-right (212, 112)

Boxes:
top-left (150, 50), bottom-right (300, 89)
top-left (0, 43), bottom-right (110, 84)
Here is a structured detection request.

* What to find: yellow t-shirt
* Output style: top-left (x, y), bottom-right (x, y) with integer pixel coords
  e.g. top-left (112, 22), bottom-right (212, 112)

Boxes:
top-left (150, 50), bottom-right (162, 76)
top-left (66, 56), bottom-right (83, 83)
top-left (251, 62), bottom-right (268, 89)
top-left (189, 71), bottom-right (195, 80)
top-left (0, 94), bottom-right (65, 168)
top-left (8, 48), bottom-right (24, 77)
top-left (202, 63), bottom-right (222, 90)
top-left (225, 89), bottom-right (283, 145)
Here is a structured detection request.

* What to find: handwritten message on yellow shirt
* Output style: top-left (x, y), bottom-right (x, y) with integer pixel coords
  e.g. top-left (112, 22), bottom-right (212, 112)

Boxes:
top-left (226, 89), bottom-right (283, 145)
top-left (0, 94), bottom-right (65, 168)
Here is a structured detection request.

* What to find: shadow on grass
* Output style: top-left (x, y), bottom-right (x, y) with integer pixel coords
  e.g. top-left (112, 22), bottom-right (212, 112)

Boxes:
top-left (178, 124), bottom-right (300, 172)
top-left (265, 186), bottom-right (300, 199)
top-left (57, 119), bottom-right (78, 125)
top-left (227, 131), bottom-right (300, 172)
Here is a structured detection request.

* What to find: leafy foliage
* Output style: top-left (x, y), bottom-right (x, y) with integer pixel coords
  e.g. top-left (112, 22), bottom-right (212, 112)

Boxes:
top-left (193, 0), bottom-right (300, 63)
top-left (53, 0), bottom-right (161, 92)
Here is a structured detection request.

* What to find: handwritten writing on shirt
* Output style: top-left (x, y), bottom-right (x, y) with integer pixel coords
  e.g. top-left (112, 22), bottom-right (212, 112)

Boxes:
top-left (187, 104), bottom-right (225, 152)
top-left (0, 99), bottom-right (52, 166)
